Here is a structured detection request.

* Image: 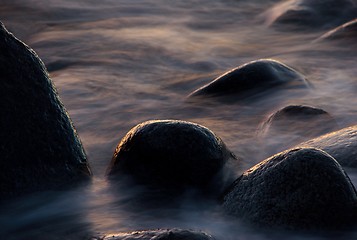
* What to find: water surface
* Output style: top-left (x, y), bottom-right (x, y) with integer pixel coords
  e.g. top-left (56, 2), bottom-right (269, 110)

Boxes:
top-left (1, 0), bottom-right (357, 239)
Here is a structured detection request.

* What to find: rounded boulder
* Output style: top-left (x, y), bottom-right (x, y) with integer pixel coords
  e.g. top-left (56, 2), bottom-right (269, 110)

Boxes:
top-left (259, 105), bottom-right (338, 154)
top-left (106, 120), bottom-right (236, 193)
top-left (187, 59), bottom-right (309, 101)
top-left (223, 148), bottom-right (357, 230)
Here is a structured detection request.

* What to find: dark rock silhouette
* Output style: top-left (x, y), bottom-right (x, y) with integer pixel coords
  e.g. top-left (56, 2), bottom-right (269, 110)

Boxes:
top-left (95, 229), bottom-right (216, 240)
top-left (298, 125), bottom-right (357, 168)
top-left (106, 120), bottom-right (236, 195)
top-left (223, 148), bottom-right (357, 230)
top-left (262, 0), bottom-right (357, 30)
top-left (0, 22), bottom-right (91, 199)
top-left (316, 18), bottom-right (357, 45)
top-left (258, 105), bottom-right (338, 155)
top-left (187, 59), bottom-right (309, 101)
top-left (260, 105), bottom-right (337, 136)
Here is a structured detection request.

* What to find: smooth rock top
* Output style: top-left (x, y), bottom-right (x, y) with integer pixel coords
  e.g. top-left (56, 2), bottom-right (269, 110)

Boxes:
top-left (0, 22), bottom-right (91, 198)
top-left (96, 229), bottom-right (216, 240)
top-left (316, 18), bottom-right (357, 44)
top-left (298, 125), bottom-right (357, 168)
top-left (262, 0), bottom-right (357, 30)
top-left (106, 120), bottom-right (236, 192)
top-left (223, 148), bottom-right (357, 230)
top-left (187, 59), bottom-right (309, 101)
top-left (260, 105), bottom-right (337, 138)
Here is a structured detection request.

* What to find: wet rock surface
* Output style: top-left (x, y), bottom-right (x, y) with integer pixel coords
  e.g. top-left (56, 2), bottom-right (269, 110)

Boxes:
top-left (0, 22), bottom-right (91, 199)
top-left (260, 105), bottom-right (337, 137)
top-left (298, 125), bottom-right (357, 168)
top-left (263, 0), bottom-right (357, 30)
top-left (187, 59), bottom-right (309, 102)
top-left (316, 18), bottom-right (357, 45)
top-left (96, 229), bottom-right (216, 240)
top-left (259, 105), bottom-right (338, 154)
top-left (106, 120), bottom-right (236, 194)
top-left (223, 148), bottom-right (357, 230)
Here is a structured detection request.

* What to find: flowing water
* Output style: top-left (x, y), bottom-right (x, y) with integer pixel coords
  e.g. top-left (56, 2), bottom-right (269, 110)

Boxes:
top-left (1, 0), bottom-right (357, 239)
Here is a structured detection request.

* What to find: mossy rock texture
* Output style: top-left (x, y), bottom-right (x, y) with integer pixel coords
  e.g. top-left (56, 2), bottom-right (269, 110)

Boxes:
top-left (0, 22), bottom-right (91, 199)
top-left (223, 148), bottom-right (357, 230)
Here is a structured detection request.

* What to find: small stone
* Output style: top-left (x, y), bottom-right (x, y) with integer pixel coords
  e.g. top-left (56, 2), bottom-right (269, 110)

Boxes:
top-left (187, 59), bottom-right (309, 101)
top-left (223, 148), bottom-right (357, 230)
top-left (258, 105), bottom-right (338, 154)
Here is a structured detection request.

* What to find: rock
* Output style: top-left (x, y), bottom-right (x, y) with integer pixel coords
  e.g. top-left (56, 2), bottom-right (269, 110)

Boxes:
top-left (187, 59), bottom-right (309, 101)
top-left (260, 105), bottom-right (337, 137)
top-left (315, 18), bottom-right (357, 44)
top-left (0, 22), bottom-right (91, 199)
top-left (223, 148), bottom-right (357, 230)
top-left (95, 229), bottom-right (216, 240)
top-left (258, 105), bottom-right (338, 154)
top-left (106, 120), bottom-right (236, 194)
top-left (298, 125), bottom-right (357, 168)
top-left (262, 0), bottom-right (357, 30)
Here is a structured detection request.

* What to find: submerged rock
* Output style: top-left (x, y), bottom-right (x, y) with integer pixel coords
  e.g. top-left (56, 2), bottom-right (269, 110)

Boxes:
top-left (315, 18), bottom-right (357, 45)
top-left (187, 59), bottom-right (309, 101)
top-left (259, 105), bottom-right (338, 154)
top-left (106, 120), bottom-right (236, 194)
top-left (223, 148), bottom-right (357, 230)
top-left (96, 229), bottom-right (216, 240)
top-left (262, 0), bottom-right (357, 30)
top-left (298, 125), bottom-right (357, 168)
top-left (0, 22), bottom-right (91, 199)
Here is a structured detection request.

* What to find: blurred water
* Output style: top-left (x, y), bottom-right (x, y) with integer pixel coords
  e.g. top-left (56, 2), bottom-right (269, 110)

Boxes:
top-left (1, 0), bottom-right (356, 239)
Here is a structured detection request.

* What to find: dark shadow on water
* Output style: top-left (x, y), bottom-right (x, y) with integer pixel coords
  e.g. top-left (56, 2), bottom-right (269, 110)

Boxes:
top-left (0, 189), bottom-right (94, 240)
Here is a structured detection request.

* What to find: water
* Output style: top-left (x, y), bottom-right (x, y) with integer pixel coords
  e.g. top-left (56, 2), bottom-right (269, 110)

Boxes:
top-left (1, 0), bottom-right (357, 239)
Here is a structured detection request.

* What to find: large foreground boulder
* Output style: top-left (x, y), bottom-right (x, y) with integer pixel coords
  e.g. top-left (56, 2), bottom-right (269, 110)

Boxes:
top-left (298, 125), bottom-right (357, 168)
top-left (187, 59), bottom-right (309, 101)
top-left (0, 22), bottom-right (91, 198)
top-left (106, 120), bottom-right (236, 195)
top-left (262, 0), bottom-right (357, 30)
top-left (95, 229), bottom-right (216, 240)
top-left (223, 148), bottom-right (357, 230)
